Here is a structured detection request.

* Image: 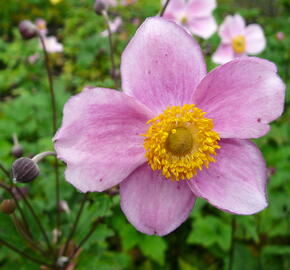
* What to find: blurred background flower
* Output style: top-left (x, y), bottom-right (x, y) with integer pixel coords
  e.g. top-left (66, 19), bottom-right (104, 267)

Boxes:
top-left (212, 13), bottom-right (266, 64)
top-left (163, 0), bottom-right (217, 39)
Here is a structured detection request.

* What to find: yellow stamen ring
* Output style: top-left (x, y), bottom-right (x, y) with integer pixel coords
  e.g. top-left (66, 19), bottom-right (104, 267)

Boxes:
top-left (143, 104), bottom-right (220, 181)
top-left (232, 35), bottom-right (246, 54)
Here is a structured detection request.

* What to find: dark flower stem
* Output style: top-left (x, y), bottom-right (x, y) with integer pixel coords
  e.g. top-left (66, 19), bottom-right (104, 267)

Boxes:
top-left (13, 186), bottom-right (54, 254)
top-left (228, 217), bottom-right (236, 270)
top-left (102, 10), bottom-right (118, 89)
top-left (38, 33), bottom-right (61, 241)
top-left (68, 218), bottom-right (103, 262)
top-left (0, 237), bottom-right (54, 267)
top-left (32, 151), bottom-right (56, 163)
top-left (12, 213), bottom-right (47, 256)
top-left (0, 162), bottom-right (10, 178)
top-left (160, 0), bottom-right (171, 17)
top-left (0, 181), bottom-right (32, 238)
top-left (62, 193), bottom-right (89, 256)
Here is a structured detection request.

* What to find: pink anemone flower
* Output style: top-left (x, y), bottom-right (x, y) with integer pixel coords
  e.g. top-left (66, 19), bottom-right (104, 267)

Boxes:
top-left (100, 17), bottom-right (122, 37)
top-left (120, 0), bottom-right (137, 6)
top-left (54, 18), bottom-right (285, 236)
top-left (163, 0), bottom-right (217, 39)
top-left (212, 14), bottom-right (266, 64)
top-left (95, 0), bottom-right (117, 8)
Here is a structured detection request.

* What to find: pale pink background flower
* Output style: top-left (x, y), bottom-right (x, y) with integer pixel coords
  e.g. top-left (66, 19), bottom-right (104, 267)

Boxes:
top-left (276, 31), bottom-right (285, 41)
top-left (212, 14), bottom-right (266, 64)
top-left (96, 0), bottom-right (117, 8)
top-left (41, 36), bottom-right (64, 53)
top-left (163, 0), bottom-right (217, 39)
top-left (120, 0), bottom-right (137, 6)
top-left (100, 16), bottom-right (122, 37)
top-left (54, 18), bottom-right (285, 236)
top-left (35, 18), bottom-right (48, 36)
top-left (35, 18), bottom-right (63, 54)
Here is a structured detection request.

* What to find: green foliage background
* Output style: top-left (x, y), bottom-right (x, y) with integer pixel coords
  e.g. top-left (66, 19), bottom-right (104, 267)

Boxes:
top-left (0, 0), bottom-right (289, 269)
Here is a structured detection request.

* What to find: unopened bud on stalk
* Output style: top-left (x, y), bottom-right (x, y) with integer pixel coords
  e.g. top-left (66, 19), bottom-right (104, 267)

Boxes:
top-left (56, 256), bottom-right (69, 267)
top-left (58, 200), bottom-right (71, 214)
top-left (12, 151), bottom-right (56, 183)
top-left (12, 157), bottom-right (39, 183)
top-left (0, 199), bottom-right (17, 215)
top-left (94, 0), bottom-right (106, 14)
top-left (11, 133), bottom-right (23, 158)
top-left (18, 20), bottom-right (37, 40)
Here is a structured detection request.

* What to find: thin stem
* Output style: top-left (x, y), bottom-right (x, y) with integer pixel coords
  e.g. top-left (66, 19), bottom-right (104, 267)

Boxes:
top-left (102, 10), bottom-right (118, 89)
top-left (13, 186), bottom-right (54, 253)
top-left (160, 0), bottom-right (171, 17)
top-left (0, 181), bottom-right (32, 237)
top-left (12, 213), bottom-right (47, 256)
top-left (12, 133), bottom-right (19, 146)
top-left (38, 33), bottom-right (61, 241)
top-left (0, 237), bottom-right (54, 267)
top-left (68, 218), bottom-right (103, 262)
top-left (62, 193), bottom-right (88, 256)
top-left (32, 151), bottom-right (56, 163)
top-left (0, 162), bottom-right (10, 178)
top-left (228, 217), bottom-right (236, 270)
top-left (38, 34), bottom-right (57, 134)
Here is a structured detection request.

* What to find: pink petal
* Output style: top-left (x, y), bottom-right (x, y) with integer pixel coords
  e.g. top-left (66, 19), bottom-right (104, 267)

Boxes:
top-left (163, 0), bottom-right (185, 18)
top-left (194, 57), bottom-right (285, 139)
top-left (188, 139), bottom-right (268, 214)
top-left (187, 0), bottom-right (216, 17)
top-left (120, 164), bottom-right (196, 236)
top-left (219, 14), bottom-right (245, 43)
top-left (245, 24), bottom-right (266, 55)
top-left (187, 15), bottom-right (217, 39)
top-left (54, 87), bottom-right (154, 192)
top-left (121, 17), bottom-right (206, 114)
top-left (212, 44), bottom-right (234, 64)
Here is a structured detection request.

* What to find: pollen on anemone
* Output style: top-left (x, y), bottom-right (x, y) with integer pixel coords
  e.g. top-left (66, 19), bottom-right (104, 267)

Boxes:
top-left (54, 17), bottom-right (285, 236)
top-left (212, 14), bottom-right (266, 64)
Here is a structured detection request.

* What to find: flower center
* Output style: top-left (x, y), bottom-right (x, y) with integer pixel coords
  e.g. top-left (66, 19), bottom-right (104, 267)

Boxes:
top-left (181, 16), bottom-right (187, 25)
top-left (232, 35), bottom-right (246, 54)
top-left (143, 104), bottom-right (220, 181)
top-left (166, 127), bottom-right (193, 155)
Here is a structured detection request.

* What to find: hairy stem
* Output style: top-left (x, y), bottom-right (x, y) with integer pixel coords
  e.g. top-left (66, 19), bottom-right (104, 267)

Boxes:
top-left (62, 193), bottom-right (88, 256)
top-left (102, 10), bottom-right (118, 89)
top-left (67, 218), bottom-right (103, 262)
top-left (228, 217), bottom-right (236, 270)
top-left (0, 237), bottom-right (54, 267)
top-left (0, 162), bottom-right (10, 178)
top-left (160, 0), bottom-right (171, 17)
top-left (0, 181), bottom-right (32, 238)
top-left (38, 33), bottom-right (61, 241)
top-left (32, 151), bottom-right (56, 163)
top-left (13, 186), bottom-right (54, 253)
top-left (12, 213), bottom-right (47, 256)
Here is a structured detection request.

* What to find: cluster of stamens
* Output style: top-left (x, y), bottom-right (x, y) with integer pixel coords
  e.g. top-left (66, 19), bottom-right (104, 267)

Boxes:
top-left (232, 35), bottom-right (246, 54)
top-left (143, 104), bottom-right (220, 181)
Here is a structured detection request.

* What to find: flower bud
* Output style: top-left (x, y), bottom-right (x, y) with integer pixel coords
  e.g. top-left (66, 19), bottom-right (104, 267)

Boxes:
top-left (18, 20), bottom-right (37, 40)
top-left (0, 199), bottom-right (17, 215)
top-left (58, 200), bottom-right (71, 214)
top-left (56, 257), bottom-right (69, 267)
top-left (94, 0), bottom-right (106, 14)
top-left (12, 145), bottom-right (23, 158)
top-left (11, 133), bottom-right (23, 158)
top-left (12, 157), bottom-right (39, 183)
